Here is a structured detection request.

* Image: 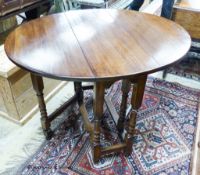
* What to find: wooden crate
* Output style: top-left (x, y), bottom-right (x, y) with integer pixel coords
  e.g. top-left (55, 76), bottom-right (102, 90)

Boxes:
top-left (0, 46), bottom-right (66, 125)
top-left (172, 1), bottom-right (200, 39)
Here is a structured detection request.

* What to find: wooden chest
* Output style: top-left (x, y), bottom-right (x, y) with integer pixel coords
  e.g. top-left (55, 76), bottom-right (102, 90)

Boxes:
top-left (172, 0), bottom-right (200, 39)
top-left (0, 46), bottom-right (66, 125)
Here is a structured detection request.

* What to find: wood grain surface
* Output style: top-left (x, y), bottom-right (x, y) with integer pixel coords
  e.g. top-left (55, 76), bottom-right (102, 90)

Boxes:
top-left (175, 0), bottom-right (200, 11)
top-left (173, 0), bottom-right (200, 39)
top-left (5, 9), bottom-right (191, 82)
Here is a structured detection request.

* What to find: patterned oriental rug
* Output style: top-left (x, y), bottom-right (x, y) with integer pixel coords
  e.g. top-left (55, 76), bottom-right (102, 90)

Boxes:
top-left (165, 52), bottom-right (200, 81)
top-left (19, 77), bottom-right (200, 175)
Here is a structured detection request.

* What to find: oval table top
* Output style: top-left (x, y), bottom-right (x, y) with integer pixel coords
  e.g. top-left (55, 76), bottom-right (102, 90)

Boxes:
top-left (5, 9), bottom-right (191, 82)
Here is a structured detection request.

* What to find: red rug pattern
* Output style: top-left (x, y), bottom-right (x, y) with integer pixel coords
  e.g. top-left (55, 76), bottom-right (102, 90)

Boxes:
top-left (20, 77), bottom-right (200, 175)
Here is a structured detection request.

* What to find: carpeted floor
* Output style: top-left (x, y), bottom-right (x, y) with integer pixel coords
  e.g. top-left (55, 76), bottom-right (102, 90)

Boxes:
top-left (165, 51), bottom-right (200, 82)
top-left (16, 77), bottom-right (200, 175)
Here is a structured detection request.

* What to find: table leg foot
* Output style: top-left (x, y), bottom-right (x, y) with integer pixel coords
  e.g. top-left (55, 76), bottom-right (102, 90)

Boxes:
top-left (43, 129), bottom-right (54, 140)
top-left (93, 125), bottom-right (101, 163)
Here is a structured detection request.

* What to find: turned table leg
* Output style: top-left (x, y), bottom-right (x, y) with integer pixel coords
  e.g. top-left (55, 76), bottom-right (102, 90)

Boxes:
top-left (117, 80), bottom-right (131, 134)
top-left (125, 75), bottom-right (147, 155)
top-left (31, 74), bottom-right (53, 140)
top-left (74, 78), bottom-right (147, 162)
top-left (93, 82), bottom-right (105, 163)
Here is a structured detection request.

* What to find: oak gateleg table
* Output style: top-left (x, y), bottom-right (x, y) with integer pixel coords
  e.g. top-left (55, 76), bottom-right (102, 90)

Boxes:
top-left (4, 9), bottom-right (191, 163)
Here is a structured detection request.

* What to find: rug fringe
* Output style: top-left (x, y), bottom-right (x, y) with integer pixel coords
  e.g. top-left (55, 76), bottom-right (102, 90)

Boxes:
top-left (0, 130), bottom-right (45, 175)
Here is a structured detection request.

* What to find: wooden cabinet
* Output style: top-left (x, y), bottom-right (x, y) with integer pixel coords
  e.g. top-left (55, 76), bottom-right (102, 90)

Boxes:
top-left (0, 47), bottom-right (66, 125)
top-left (1, 0), bottom-right (21, 16)
top-left (21, 0), bottom-right (41, 8)
top-left (0, 0), bottom-right (50, 19)
top-left (172, 0), bottom-right (200, 39)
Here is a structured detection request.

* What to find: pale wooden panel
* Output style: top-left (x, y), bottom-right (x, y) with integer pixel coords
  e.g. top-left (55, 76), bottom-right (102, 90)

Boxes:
top-left (9, 70), bottom-right (32, 99)
top-left (15, 87), bottom-right (37, 118)
top-left (0, 77), bottom-right (20, 120)
top-left (172, 7), bottom-right (200, 39)
top-left (43, 78), bottom-right (62, 96)
top-left (0, 90), bottom-right (6, 112)
top-left (9, 68), bottom-right (61, 100)
top-left (0, 68), bottom-right (63, 122)
top-left (175, 0), bottom-right (200, 11)
top-left (13, 77), bottom-right (62, 119)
